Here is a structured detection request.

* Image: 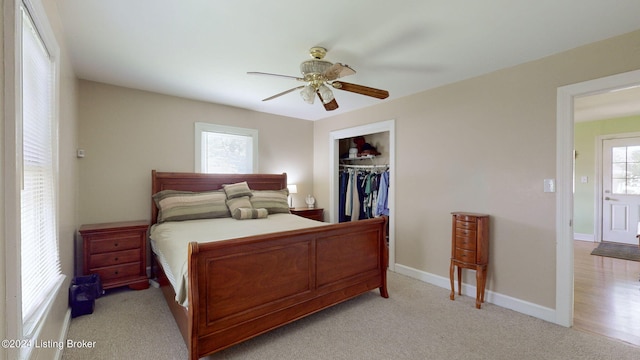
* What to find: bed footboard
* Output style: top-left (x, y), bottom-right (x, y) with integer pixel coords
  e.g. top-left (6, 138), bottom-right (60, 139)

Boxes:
top-left (187, 216), bottom-right (388, 359)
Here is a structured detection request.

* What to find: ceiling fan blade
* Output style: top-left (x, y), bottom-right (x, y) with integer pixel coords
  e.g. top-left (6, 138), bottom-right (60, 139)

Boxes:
top-left (317, 92), bottom-right (339, 111)
top-left (323, 63), bottom-right (356, 81)
top-left (247, 71), bottom-right (304, 81)
top-left (262, 86), bottom-right (305, 101)
top-left (331, 81), bottom-right (389, 99)
top-left (323, 98), bottom-right (339, 111)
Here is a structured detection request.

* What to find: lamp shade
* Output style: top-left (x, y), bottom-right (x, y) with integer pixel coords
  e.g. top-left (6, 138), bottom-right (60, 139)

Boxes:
top-left (318, 84), bottom-right (334, 104)
top-left (300, 86), bottom-right (315, 104)
top-left (287, 184), bottom-right (298, 194)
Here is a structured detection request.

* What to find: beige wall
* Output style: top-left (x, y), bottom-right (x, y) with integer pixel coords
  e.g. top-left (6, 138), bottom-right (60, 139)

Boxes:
top-left (77, 81), bottom-right (315, 225)
top-left (1, 0), bottom-right (78, 359)
top-left (314, 30), bottom-right (640, 309)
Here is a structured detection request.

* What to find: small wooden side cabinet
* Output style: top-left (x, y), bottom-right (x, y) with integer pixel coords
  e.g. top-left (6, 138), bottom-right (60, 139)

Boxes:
top-left (449, 212), bottom-right (489, 309)
top-left (80, 220), bottom-right (149, 290)
top-left (290, 208), bottom-right (324, 221)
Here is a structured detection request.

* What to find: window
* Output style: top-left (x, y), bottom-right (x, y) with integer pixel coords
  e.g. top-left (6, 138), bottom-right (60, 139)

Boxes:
top-left (611, 145), bottom-right (640, 195)
top-left (195, 123), bottom-right (258, 173)
top-left (5, 0), bottom-right (64, 349)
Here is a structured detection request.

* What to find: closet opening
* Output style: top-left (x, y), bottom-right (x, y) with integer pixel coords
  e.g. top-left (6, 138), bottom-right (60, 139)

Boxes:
top-left (329, 120), bottom-right (395, 271)
top-left (338, 135), bottom-right (389, 222)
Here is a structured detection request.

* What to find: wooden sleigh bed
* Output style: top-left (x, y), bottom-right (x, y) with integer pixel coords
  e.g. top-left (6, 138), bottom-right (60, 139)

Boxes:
top-left (150, 170), bottom-right (389, 359)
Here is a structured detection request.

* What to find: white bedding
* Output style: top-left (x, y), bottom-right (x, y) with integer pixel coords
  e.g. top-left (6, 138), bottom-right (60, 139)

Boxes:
top-left (149, 213), bottom-right (329, 306)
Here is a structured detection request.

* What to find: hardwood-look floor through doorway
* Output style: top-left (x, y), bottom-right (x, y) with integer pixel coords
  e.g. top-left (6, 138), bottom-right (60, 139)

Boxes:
top-left (573, 240), bottom-right (640, 346)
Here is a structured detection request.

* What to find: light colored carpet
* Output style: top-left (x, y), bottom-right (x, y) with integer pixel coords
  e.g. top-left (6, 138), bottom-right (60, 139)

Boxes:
top-left (63, 272), bottom-right (640, 360)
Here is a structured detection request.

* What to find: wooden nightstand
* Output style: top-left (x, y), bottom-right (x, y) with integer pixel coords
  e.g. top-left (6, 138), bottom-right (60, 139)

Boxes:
top-left (80, 220), bottom-right (149, 290)
top-left (290, 208), bottom-right (324, 221)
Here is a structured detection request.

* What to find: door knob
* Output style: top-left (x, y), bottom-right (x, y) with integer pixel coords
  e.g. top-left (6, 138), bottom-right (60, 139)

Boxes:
top-left (605, 197), bottom-right (616, 201)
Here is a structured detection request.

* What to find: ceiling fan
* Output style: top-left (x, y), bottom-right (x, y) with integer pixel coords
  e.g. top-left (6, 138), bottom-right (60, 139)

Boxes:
top-left (248, 47), bottom-right (389, 111)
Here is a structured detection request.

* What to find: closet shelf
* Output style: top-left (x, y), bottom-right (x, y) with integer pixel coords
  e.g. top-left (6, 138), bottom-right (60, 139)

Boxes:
top-left (341, 155), bottom-right (376, 161)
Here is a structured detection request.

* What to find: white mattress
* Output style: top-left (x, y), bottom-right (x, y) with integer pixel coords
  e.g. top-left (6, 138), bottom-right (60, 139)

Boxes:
top-left (149, 213), bottom-right (329, 306)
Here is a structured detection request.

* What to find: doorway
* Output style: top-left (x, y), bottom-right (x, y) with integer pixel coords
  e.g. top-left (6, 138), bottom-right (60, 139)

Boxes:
top-left (556, 69), bottom-right (640, 327)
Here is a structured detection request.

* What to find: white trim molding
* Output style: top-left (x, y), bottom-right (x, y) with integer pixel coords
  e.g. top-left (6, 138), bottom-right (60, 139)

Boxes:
top-left (556, 69), bottom-right (640, 328)
top-left (329, 119), bottom-right (396, 271)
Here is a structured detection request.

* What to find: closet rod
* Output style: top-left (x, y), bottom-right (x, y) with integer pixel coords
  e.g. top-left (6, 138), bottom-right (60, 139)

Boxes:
top-left (339, 164), bottom-right (388, 169)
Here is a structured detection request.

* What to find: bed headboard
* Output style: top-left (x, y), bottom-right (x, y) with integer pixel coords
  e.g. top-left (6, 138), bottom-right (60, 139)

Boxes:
top-left (151, 170), bottom-right (287, 225)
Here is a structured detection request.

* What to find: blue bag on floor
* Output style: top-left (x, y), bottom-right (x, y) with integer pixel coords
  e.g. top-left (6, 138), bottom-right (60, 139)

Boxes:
top-left (69, 274), bottom-right (104, 318)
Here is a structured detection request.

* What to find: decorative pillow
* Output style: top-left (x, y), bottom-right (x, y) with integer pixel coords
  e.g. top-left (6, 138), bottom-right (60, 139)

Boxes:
top-left (232, 207), bottom-right (269, 220)
top-left (222, 181), bottom-right (253, 199)
top-left (153, 190), bottom-right (230, 223)
top-left (226, 196), bottom-right (252, 215)
top-left (250, 189), bottom-right (291, 214)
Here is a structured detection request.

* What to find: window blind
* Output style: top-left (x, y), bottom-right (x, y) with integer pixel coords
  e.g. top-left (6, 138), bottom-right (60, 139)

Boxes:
top-left (20, 5), bottom-right (63, 336)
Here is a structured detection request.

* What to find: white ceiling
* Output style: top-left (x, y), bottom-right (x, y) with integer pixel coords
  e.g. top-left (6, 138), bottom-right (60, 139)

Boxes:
top-left (56, 0), bottom-right (640, 121)
top-left (574, 86), bottom-right (640, 122)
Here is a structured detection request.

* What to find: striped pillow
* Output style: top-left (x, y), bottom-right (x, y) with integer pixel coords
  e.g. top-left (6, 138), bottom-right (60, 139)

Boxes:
top-left (232, 207), bottom-right (269, 220)
top-left (226, 196), bottom-right (252, 215)
top-left (250, 189), bottom-right (291, 214)
top-left (153, 190), bottom-right (230, 223)
top-left (222, 181), bottom-right (253, 199)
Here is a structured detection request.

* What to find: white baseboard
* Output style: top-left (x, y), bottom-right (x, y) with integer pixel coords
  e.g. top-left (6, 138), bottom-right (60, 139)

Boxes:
top-left (393, 264), bottom-right (558, 325)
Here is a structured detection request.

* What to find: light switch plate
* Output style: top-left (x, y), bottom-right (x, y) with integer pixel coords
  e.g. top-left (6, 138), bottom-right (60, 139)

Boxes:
top-left (544, 179), bottom-right (555, 193)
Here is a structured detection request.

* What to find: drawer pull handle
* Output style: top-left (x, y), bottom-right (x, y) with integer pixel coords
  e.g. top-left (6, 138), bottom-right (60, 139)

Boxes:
top-left (114, 243), bottom-right (118, 247)
top-left (114, 257), bottom-right (119, 261)
top-left (114, 271), bottom-right (119, 275)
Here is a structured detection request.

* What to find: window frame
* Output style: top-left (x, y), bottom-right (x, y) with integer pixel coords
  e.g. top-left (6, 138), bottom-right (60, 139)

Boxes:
top-left (3, 0), bottom-right (65, 357)
top-left (194, 122), bottom-right (259, 174)
top-left (610, 145), bottom-right (640, 195)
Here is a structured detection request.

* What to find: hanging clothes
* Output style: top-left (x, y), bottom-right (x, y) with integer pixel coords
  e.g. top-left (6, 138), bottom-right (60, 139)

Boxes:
top-left (375, 170), bottom-right (389, 216)
top-left (339, 166), bottom-right (388, 222)
top-left (338, 171), bottom-right (349, 223)
top-left (350, 171), bottom-right (361, 222)
top-left (344, 170), bottom-right (353, 219)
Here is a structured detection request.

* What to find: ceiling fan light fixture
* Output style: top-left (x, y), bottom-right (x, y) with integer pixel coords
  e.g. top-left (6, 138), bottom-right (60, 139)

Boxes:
top-left (300, 59), bottom-right (332, 76)
top-left (248, 46), bottom-right (388, 111)
top-left (300, 85), bottom-right (316, 104)
top-left (318, 84), bottom-right (334, 104)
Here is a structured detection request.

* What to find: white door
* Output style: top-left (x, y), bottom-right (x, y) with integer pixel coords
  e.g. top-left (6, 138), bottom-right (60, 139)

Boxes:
top-left (602, 137), bottom-right (640, 244)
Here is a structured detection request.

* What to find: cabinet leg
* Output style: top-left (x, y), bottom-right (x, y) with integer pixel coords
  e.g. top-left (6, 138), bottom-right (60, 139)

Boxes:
top-left (480, 267), bottom-right (487, 304)
top-left (475, 268), bottom-right (482, 309)
top-left (449, 261), bottom-right (455, 300)
top-left (457, 266), bottom-right (462, 295)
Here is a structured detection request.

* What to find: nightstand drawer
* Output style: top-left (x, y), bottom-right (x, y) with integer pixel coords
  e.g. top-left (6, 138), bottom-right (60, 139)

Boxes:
top-left (92, 263), bottom-right (142, 282)
top-left (89, 249), bottom-right (141, 268)
top-left (88, 234), bottom-right (141, 254)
